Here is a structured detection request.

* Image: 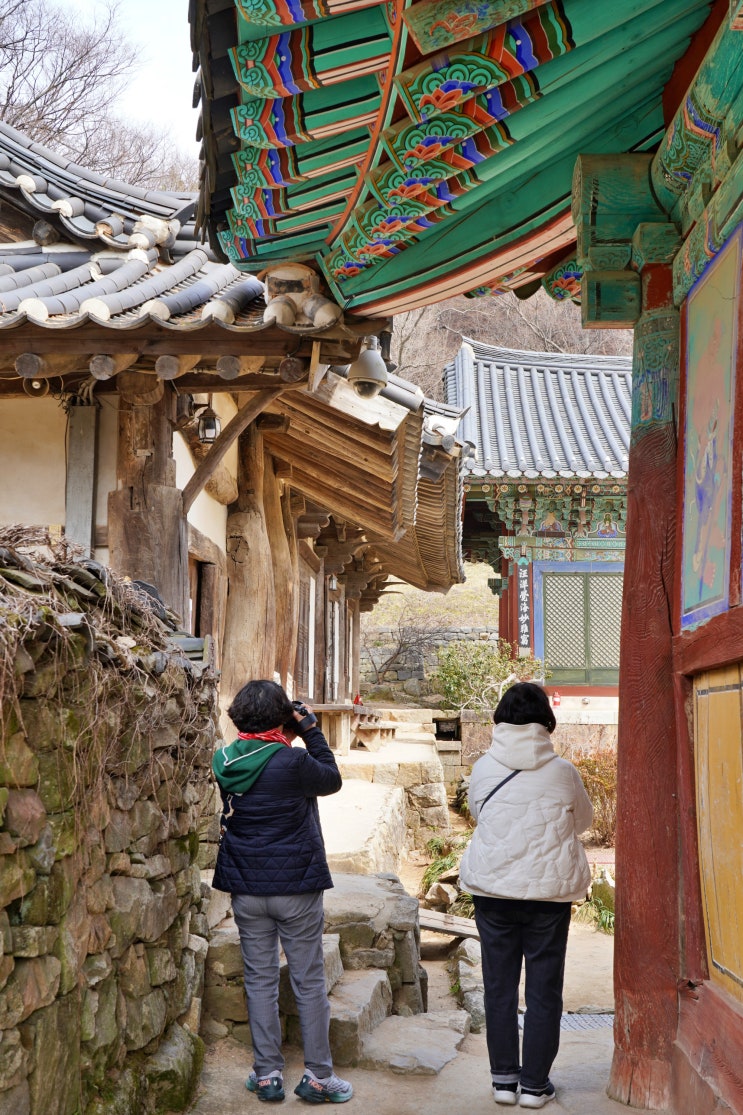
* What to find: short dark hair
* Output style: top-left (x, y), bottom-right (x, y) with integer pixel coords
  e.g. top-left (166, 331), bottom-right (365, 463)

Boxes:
top-left (227, 679), bottom-right (294, 733)
top-left (493, 681), bottom-right (556, 733)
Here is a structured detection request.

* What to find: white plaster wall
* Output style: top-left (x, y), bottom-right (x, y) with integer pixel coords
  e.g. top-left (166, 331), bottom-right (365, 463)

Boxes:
top-left (174, 396), bottom-right (240, 554)
top-left (0, 398), bottom-right (67, 525)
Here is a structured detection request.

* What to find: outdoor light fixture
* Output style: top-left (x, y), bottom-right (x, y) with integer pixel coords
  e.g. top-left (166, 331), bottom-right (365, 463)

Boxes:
top-left (379, 329), bottom-right (397, 374)
top-left (347, 336), bottom-right (388, 399)
top-left (197, 397), bottom-right (221, 444)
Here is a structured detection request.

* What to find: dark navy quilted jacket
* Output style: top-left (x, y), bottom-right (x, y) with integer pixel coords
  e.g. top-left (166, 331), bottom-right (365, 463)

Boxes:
top-left (212, 725), bottom-right (342, 896)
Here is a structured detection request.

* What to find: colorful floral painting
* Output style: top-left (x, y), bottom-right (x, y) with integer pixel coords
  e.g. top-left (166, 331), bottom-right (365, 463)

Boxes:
top-left (681, 228), bottom-right (741, 629)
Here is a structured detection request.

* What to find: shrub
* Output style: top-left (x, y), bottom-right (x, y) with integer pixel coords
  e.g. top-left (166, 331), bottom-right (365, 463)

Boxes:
top-left (573, 747), bottom-right (617, 846)
top-left (433, 639), bottom-right (545, 711)
top-left (574, 895), bottom-right (615, 934)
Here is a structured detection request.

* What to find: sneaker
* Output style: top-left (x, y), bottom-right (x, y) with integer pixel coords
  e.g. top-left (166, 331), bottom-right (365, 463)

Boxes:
top-left (519, 1081), bottom-right (556, 1109)
top-left (493, 1081), bottom-right (519, 1105)
top-left (294, 1071), bottom-right (353, 1104)
top-left (246, 1071), bottom-right (285, 1102)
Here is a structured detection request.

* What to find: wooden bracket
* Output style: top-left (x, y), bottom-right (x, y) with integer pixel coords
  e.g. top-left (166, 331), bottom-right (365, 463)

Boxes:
top-left (181, 387), bottom-right (286, 513)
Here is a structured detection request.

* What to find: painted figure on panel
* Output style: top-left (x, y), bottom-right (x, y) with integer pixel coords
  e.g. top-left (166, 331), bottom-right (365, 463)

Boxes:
top-left (682, 229), bottom-right (740, 627)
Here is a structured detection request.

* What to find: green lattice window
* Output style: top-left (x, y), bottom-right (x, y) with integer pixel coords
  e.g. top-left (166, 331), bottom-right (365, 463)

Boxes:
top-left (543, 572), bottom-right (623, 685)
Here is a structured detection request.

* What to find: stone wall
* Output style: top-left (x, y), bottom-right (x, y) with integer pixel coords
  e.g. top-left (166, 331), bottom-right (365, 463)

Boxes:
top-left (360, 628), bottom-right (498, 700)
top-left (0, 547), bottom-right (219, 1115)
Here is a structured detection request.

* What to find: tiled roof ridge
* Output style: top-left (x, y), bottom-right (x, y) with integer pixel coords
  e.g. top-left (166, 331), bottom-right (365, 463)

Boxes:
top-left (0, 121), bottom-right (201, 257)
top-left (444, 338), bottom-right (631, 480)
top-left (454, 338), bottom-right (633, 375)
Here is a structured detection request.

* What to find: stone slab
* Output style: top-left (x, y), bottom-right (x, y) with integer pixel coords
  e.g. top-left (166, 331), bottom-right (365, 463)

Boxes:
top-left (359, 1010), bottom-right (470, 1074)
top-left (327, 969), bottom-right (392, 1064)
top-left (320, 783), bottom-right (405, 875)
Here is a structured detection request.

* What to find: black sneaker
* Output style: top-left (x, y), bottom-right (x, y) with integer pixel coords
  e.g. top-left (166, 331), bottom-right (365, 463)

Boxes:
top-left (294, 1072), bottom-right (353, 1104)
top-left (519, 1081), bottom-right (556, 1108)
top-left (492, 1080), bottom-right (519, 1105)
top-left (246, 1071), bottom-right (285, 1102)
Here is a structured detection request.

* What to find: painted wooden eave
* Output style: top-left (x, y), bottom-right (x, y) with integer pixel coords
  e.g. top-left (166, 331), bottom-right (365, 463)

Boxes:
top-left (262, 372), bottom-right (421, 541)
top-left (262, 371), bottom-right (465, 587)
top-left (443, 339), bottom-right (632, 480)
top-left (192, 0), bottom-right (716, 315)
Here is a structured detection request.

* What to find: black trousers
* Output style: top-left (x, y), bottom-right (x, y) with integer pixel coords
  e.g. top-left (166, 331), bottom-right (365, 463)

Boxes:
top-left (473, 895), bottom-right (572, 1091)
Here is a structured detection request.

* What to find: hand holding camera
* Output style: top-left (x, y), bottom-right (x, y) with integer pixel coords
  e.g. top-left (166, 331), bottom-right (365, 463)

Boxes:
top-left (288, 699), bottom-right (317, 735)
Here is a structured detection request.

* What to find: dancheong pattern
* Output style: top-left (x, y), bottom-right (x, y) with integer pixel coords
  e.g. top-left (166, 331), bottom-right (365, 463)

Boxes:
top-left (394, 2), bottom-right (573, 123)
top-left (203, 0), bottom-right (722, 314)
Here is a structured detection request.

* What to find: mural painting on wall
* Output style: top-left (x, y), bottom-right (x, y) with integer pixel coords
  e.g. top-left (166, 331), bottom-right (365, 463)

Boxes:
top-left (681, 228), bottom-right (741, 629)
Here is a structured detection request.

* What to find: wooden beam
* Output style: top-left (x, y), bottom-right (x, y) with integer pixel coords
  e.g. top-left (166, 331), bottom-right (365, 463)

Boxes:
top-left (181, 387), bottom-right (286, 514)
top-left (0, 321), bottom-right (369, 358)
top-left (154, 354), bottom-right (202, 380)
top-left (215, 354), bottom-right (266, 379)
top-left (14, 352), bottom-right (81, 378)
top-left (89, 353), bottom-right (138, 381)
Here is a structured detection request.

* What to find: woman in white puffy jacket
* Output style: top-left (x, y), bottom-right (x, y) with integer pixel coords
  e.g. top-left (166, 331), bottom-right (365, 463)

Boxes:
top-left (459, 682), bottom-right (593, 1110)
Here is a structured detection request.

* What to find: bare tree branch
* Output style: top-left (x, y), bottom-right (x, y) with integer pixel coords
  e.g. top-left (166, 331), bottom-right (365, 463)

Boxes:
top-left (0, 0), bottom-right (198, 189)
top-left (389, 289), bottom-right (632, 398)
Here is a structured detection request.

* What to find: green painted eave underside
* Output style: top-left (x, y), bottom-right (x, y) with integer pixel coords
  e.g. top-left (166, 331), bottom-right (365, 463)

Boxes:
top-left (219, 0), bottom-right (714, 305)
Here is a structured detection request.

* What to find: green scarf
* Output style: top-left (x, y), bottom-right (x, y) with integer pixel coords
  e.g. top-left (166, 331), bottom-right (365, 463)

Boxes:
top-left (213, 736), bottom-right (287, 793)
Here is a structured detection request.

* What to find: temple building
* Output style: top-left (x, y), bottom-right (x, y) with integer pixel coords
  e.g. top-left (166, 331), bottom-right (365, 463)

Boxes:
top-left (444, 340), bottom-right (631, 696)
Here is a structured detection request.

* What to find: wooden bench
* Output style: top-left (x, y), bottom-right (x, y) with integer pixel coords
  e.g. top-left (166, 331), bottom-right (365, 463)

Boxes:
top-left (351, 717), bottom-right (398, 752)
top-left (419, 909), bottom-right (480, 940)
top-left (312, 703), bottom-right (354, 755)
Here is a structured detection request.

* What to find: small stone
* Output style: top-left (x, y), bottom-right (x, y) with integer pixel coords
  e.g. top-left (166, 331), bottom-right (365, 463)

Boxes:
top-left (4, 790), bottom-right (46, 847)
top-left (0, 733), bottom-right (38, 787)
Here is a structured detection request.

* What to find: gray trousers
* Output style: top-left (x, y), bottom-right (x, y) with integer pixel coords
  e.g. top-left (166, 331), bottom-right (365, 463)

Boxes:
top-left (232, 890), bottom-right (332, 1079)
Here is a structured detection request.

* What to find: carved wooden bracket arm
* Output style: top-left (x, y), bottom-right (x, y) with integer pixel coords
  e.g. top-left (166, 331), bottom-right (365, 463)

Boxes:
top-left (181, 386), bottom-right (286, 514)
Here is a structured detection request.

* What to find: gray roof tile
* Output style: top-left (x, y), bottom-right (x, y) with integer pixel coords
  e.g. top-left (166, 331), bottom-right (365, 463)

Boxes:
top-left (444, 340), bottom-right (632, 480)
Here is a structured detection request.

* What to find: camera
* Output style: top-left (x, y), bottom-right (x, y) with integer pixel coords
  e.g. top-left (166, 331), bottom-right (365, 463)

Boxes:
top-left (286, 699), bottom-right (317, 734)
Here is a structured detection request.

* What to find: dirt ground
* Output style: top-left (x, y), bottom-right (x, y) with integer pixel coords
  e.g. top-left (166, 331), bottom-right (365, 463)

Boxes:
top-left (188, 811), bottom-right (618, 1115)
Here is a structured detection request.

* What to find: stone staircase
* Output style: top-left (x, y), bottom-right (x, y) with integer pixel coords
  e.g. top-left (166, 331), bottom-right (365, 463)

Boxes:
top-left (200, 873), bottom-right (470, 1075)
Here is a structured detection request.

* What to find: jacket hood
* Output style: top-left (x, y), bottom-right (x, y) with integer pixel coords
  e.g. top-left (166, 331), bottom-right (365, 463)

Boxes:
top-left (488, 722), bottom-right (556, 771)
top-left (213, 736), bottom-right (286, 794)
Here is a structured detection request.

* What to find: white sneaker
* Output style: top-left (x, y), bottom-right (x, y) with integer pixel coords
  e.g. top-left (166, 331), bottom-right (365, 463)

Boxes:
top-left (493, 1082), bottom-right (519, 1105)
top-left (519, 1082), bottom-right (556, 1108)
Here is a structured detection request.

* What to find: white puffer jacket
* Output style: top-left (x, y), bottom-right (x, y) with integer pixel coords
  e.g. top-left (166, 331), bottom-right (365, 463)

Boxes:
top-left (459, 722), bottom-right (593, 902)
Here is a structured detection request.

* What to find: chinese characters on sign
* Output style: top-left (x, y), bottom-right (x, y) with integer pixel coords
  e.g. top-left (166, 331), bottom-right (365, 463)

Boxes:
top-left (517, 564), bottom-right (530, 649)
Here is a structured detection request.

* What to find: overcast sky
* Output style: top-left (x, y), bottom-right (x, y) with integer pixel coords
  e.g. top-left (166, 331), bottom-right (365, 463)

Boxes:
top-left (68, 0), bottom-right (200, 156)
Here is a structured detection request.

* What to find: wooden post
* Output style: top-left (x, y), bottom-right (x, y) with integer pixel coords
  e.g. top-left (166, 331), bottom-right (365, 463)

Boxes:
top-left (107, 384), bottom-right (189, 623)
top-left (282, 480), bottom-right (301, 694)
top-left (220, 426), bottom-right (277, 704)
top-left (263, 452), bottom-right (295, 688)
top-left (608, 264), bottom-right (680, 1110)
top-left (65, 402), bottom-right (98, 554)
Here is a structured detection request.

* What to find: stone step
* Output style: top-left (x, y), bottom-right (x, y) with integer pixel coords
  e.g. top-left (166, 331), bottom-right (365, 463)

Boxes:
top-left (359, 1010), bottom-right (471, 1074)
top-left (285, 968), bottom-right (393, 1065)
top-left (329, 969), bottom-right (393, 1065)
top-left (279, 933), bottom-right (344, 1015)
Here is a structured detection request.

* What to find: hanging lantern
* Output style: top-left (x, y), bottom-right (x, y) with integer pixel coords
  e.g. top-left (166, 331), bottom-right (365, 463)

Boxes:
top-left (197, 402), bottom-right (221, 444)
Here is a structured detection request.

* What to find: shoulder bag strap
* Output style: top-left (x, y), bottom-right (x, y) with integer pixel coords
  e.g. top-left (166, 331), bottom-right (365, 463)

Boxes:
top-left (477, 768), bottom-right (521, 811)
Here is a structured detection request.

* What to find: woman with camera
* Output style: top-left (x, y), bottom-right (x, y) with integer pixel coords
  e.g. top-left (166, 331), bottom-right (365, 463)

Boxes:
top-left (212, 679), bottom-right (353, 1104)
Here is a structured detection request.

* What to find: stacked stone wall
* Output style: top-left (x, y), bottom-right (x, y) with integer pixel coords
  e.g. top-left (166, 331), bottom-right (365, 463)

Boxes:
top-left (360, 627), bottom-right (497, 700)
top-left (0, 547), bottom-right (219, 1115)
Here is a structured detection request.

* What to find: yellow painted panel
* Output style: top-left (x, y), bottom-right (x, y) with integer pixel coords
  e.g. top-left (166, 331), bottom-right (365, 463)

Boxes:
top-left (695, 666), bottom-right (743, 1003)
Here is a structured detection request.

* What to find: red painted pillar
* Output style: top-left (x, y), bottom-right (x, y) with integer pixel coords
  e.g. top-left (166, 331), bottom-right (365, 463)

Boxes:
top-left (609, 265), bottom-right (680, 1109)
